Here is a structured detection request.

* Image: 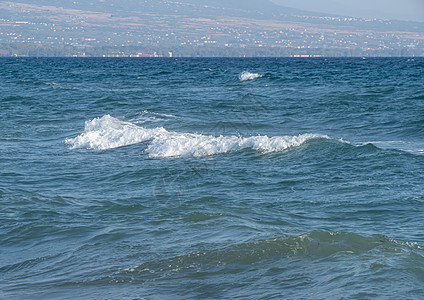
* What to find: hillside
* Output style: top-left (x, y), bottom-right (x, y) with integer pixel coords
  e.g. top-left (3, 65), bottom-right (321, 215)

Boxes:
top-left (0, 0), bottom-right (423, 57)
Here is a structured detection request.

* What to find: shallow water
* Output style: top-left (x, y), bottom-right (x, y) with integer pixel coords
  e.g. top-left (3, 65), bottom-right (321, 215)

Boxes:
top-left (1, 57), bottom-right (424, 299)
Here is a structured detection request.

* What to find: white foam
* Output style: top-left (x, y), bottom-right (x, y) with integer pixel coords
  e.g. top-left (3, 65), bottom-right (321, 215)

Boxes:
top-left (147, 132), bottom-right (328, 158)
top-left (239, 71), bottom-right (263, 81)
top-left (65, 115), bottom-right (167, 150)
top-left (66, 115), bottom-right (331, 158)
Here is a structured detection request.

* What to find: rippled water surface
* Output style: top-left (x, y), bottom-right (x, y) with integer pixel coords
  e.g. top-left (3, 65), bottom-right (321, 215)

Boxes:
top-left (1, 57), bottom-right (424, 299)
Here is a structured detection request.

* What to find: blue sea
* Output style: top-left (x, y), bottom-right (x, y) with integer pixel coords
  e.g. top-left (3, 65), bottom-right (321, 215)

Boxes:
top-left (1, 57), bottom-right (424, 299)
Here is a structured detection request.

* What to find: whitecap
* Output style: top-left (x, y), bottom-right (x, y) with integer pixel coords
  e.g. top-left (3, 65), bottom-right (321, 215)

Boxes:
top-left (147, 132), bottom-right (329, 158)
top-left (65, 115), bottom-right (167, 150)
top-left (66, 115), bottom-right (332, 158)
top-left (239, 71), bottom-right (263, 81)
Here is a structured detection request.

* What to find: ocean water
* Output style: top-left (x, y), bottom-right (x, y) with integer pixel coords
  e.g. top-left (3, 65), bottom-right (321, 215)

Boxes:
top-left (1, 57), bottom-right (424, 299)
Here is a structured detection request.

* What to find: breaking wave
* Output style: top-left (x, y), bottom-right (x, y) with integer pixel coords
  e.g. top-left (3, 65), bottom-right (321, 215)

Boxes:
top-left (66, 115), bottom-right (332, 158)
top-left (239, 71), bottom-right (263, 81)
top-left (65, 115), bottom-right (167, 151)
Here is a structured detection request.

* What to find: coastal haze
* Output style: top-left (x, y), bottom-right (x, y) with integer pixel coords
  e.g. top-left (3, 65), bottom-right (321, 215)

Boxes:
top-left (271, 0), bottom-right (424, 23)
top-left (0, 0), bottom-right (423, 57)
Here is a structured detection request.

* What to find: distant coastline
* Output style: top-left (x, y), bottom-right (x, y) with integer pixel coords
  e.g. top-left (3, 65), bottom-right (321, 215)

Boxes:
top-left (1, 1), bottom-right (423, 58)
top-left (1, 43), bottom-right (422, 58)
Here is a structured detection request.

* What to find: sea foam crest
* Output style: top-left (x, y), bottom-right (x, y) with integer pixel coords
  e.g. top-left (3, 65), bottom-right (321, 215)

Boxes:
top-left (239, 71), bottom-right (263, 81)
top-left (65, 115), bottom-right (167, 150)
top-left (66, 115), bottom-right (330, 158)
top-left (147, 132), bottom-right (327, 158)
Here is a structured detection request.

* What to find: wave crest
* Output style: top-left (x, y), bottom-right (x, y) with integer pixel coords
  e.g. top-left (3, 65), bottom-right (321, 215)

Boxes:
top-left (121, 230), bottom-right (424, 276)
top-left (239, 71), bottom-right (263, 81)
top-left (65, 115), bottom-right (167, 151)
top-left (147, 132), bottom-right (328, 158)
top-left (66, 115), bottom-right (331, 158)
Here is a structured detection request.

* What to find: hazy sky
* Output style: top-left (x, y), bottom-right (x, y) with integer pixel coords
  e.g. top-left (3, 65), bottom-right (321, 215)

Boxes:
top-left (271, 0), bottom-right (424, 22)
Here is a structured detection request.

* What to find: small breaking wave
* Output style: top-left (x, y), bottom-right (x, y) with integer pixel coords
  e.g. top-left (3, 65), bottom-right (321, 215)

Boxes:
top-left (65, 115), bottom-right (167, 151)
top-left (239, 71), bottom-right (263, 81)
top-left (66, 115), bottom-right (331, 158)
top-left (146, 131), bottom-right (328, 158)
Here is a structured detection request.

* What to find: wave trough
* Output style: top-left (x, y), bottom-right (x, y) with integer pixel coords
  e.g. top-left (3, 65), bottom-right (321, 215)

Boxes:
top-left (66, 115), bottom-right (331, 158)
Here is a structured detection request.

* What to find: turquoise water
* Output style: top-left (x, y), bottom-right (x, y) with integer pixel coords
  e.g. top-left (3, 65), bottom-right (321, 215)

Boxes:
top-left (1, 57), bottom-right (424, 299)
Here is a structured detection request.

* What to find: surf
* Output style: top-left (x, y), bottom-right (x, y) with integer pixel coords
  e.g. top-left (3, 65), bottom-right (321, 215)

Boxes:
top-left (66, 115), bottom-right (333, 158)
